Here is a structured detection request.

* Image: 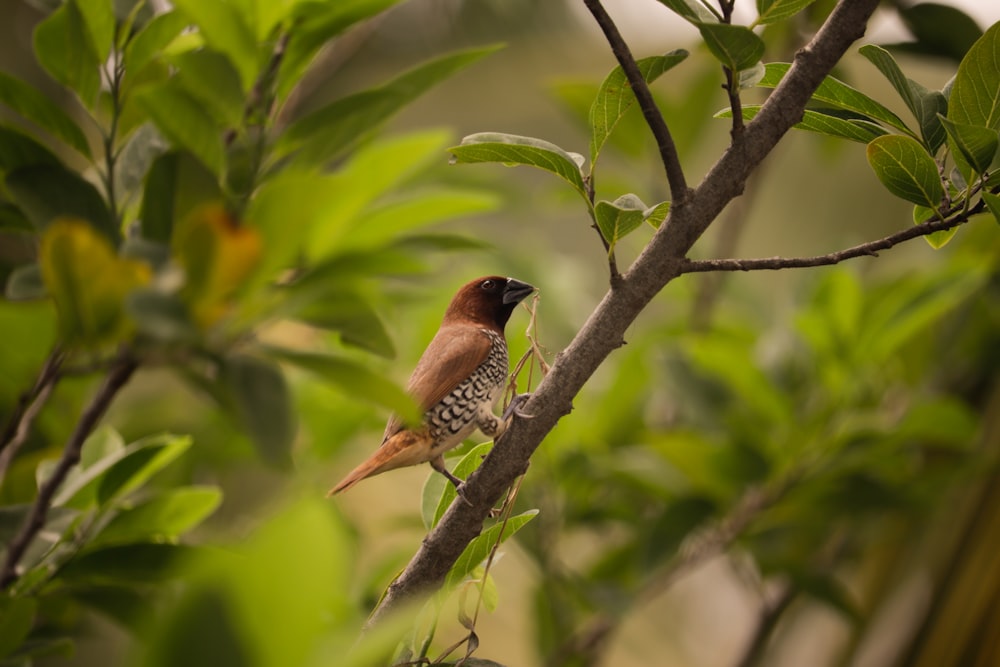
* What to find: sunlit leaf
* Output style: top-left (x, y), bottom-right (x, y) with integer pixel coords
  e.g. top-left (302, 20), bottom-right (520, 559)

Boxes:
top-left (445, 510), bottom-right (538, 589)
top-left (938, 115), bottom-right (999, 175)
top-left (655, 0), bottom-right (718, 23)
top-left (949, 21), bottom-right (1000, 132)
top-left (76, 0), bottom-right (115, 62)
top-left (754, 0), bottom-right (817, 26)
top-left (644, 200), bottom-right (671, 228)
top-left (590, 51), bottom-right (688, 166)
top-left (125, 10), bottom-right (189, 77)
top-left (221, 354), bottom-right (296, 467)
top-left (93, 487), bottom-right (222, 547)
top-left (866, 135), bottom-right (945, 209)
top-left (135, 80), bottom-right (225, 175)
top-left (33, 1), bottom-right (101, 106)
top-left (595, 193), bottom-right (646, 253)
top-left (697, 23), bottom-right (765, 73)
top-left (0, 72), bottom-right (91, 157)
top-left (719, 105), bottom-right (889, 143)
top-left (39, 219), bottom-right (150, 344)
top-left (171, 0), bottom-right (258, 91)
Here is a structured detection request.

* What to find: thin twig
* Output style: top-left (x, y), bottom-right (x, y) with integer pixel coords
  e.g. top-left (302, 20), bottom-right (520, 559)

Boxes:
top-left (0, 351), bottom-right (138, 590)
top-left (583, 0), bottom-right (691, 205)
top-left (0, 350), bottom-right (64, 462)
top-left (678, 208), bottom-right (980, 274)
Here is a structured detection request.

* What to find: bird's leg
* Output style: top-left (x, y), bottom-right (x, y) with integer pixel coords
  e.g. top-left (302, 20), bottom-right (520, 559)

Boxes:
top-left (430, 455), bottom-right (473, 506)
top-left (502, 392), bottom-right (534, 421)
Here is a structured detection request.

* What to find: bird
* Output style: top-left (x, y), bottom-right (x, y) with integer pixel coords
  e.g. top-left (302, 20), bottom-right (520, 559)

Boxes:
top-left (328, 276), bottom-right (535, 499)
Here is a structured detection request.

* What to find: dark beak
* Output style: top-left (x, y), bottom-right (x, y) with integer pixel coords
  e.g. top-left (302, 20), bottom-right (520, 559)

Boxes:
top-left (502, 278), bottom-right (535, 304)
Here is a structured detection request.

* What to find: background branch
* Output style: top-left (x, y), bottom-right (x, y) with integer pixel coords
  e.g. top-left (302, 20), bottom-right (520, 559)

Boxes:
top-left (0, 351), bottom-right (138, 590)
top-left (366, 0), bottom-right (880, 630)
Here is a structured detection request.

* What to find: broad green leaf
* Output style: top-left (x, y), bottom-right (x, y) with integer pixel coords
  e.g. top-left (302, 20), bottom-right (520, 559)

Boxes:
top-left (859, 45), bottom-right (920, 117)
top-left (5, 264), bottom-right (46, 300)
top-left (949, 21), bottom-right (1000, 131)
top-left (938, 116), bottom-right (999, 175)
top-left (428, 442), bottom-right (493, 529)
top-left (893, 2), bottom-right (984, 64)
top-left (171, 0), bottom-right (258, 92)
top-left (697, 23), bottom-right (765, 73)
top-left (450, 133), bottom-right (588, 206)
top-left (278, 46), bottom-right (500, 167)
top-left (445, 510), bottom-right (538, 589)
top-left (644, 200), bottom-right (671, 228)
top-left (0, 72), bottom-right (91, 157)
top-left (290, 291), bottom-right (395, 358)
top-left (55, 433), bottom-right (193, 509)
top-left (135, 80), bottom-right (225, 175)
top-left (760, 63), bottom-right (912, 135)
top-left (39, 219), bottom-right (150, 344)
top-left (172, 205), bottom-right (262, 327)
top-left (866, 135), bottom-right (945, 209)
top-left (754, 0), bottom-right (817, 26)
top-left (140, 151), bottom-right (223, 244)
top-left (33, 1), bottom-right (101, 106)
top-left (81, 424), bottom-right (125, 469)
top-left (124, 10), bottom-right (189, 77)
top-left (912, 205), bottom-right (956, 249)
top-left (719, 105), bottom-right (888, 143)
top-left (93, 487), bottom-right (222, 547)
top-left (981, 191), bottom-right (1000, 226)
top-left (589, 51), bottom-right (688, 166)
top-left (0, 125), bottom-right (60, 170)
top-left (221, 354), bottom-right (296, 467)
top-left (170, 49), bottom-right (246, 127)
top-left (77, 0), bottom-right (115, 62)
top-left (6, 164), bottom-right (117, 242)
top-left (595, 193), bottom-right (646, 253)
top-left (655, 0), bottom-right (718, 23)
top-left (0, 596), bottom-right (37, 659)
top-left (264, 347), bottom-right (419, 425)
top-left (60, 543), bottom-right (193, 583)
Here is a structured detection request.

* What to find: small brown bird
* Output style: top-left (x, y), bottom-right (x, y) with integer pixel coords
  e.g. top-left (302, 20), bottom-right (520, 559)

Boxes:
top-left (328, 276), bottom-right (535, 497)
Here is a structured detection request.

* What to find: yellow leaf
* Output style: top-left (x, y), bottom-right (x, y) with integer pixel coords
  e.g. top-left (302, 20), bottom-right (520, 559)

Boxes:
top-left (173, 204), bottom-right (262, 327)
top-left (40, 219), bottom-right (150, 344)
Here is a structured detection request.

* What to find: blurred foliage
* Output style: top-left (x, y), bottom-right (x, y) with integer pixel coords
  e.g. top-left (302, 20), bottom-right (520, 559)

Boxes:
top-left (0, 0), bottom-right (998, 666)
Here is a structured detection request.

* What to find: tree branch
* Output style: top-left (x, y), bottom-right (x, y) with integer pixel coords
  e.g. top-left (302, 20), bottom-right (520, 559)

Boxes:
top-left (366, 0), bottom-right (880, 629)
top-left (678, 212), bottom-right (976, 274)
top-left (583, 0), bottom-right (691, 205)
top-left (0, 351), bottom-right (138, 590)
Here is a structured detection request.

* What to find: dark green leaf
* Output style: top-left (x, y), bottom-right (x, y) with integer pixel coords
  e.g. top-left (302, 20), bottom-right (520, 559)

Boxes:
top-left (949, 21), bottom-right (1000, 132)
top-left (0, 596), bottom-right (37, 659)
top-left (0, 201), bottom-right (34, 233)
top-left (759, 63), bottom-right (912, 134)
top-left (445, 510), bottom-right (538, 589)
top-left (5, 264), bottom-right (46, 300)
top-left (794, 572), bottom-right (861, 622)
top-left (140, 586), bottom-right (252, 667)
top-left (450, 132), bottom-right (588, 206)
top-left (938, 115), bottom-right (999, 175)
top-left (140, 151), bottom-right (222, 243)
top-left (221, 354), bottom-right (296, 467)
top-left (279, 46), bottom-right (501, 167)
top-left (719, 105), bottom-right (889, 143)
top-left (982, 191), bottom-right (1000, 226)
top-left (6, 164), bottom-right (117, 243)
top-left (590, 51), bottom-right (688, 166)
top-left (866, 135), bottom-right (945, 209)
top-left (33, 1), bottom-right (101, 107)
top-left (0, 72), bottom-right (91, 157)
top-left (595, 193), bottom-right (647, 253)
top-left (655, 0), bottom-right (718, 23)
top-left (894, 2), bottom-right (984, 64)
top-left (135, 80), bottom-right (224, 175)
top-left (697, 23), bottom-right (765, 72)
top-left (171, 0), bottom-right (257, 91)
top-left (0, 125), bottom-right (60, 170)
top-left (93, 487), bottom-right (222, 547)
top-left (60, 543), bottom-right (193, 583)
top-left (292, 291), bottom-right (395, 358)
top-left (754, 0), bottom-right (817, 26)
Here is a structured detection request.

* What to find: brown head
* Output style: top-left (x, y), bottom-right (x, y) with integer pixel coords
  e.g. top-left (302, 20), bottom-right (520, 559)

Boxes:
top-left (442, 276), bottom-right (535, 332)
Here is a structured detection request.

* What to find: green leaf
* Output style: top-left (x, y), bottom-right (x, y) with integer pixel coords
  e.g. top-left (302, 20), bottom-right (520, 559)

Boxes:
top-left (135, 80), bottom-right (225, 175)
top-left (655, 0), bottom-right (718, 23)
top-left (93, 487), bottom-right (222, 547)
top-left (759, 63), bottom-right (912, 135)
top-left (589, 51), bottom-right (688, 166)
top-left (171, 0), bottom-right (258, 92)
top-left (76, 0), bottom-right (115, 62)
top-left (60, 543), bottom-right (193, 584)
top-left (982, 191), bottom-right (1000, 226)
top-left (595, 193), bottom-right (647, 253)
top-left (278, 46), bottom-right (500, 167)
top-left (450, 133), bottom-right (588, 206)
top-left (912, 205), bottom-right (956, 249)
top-left (644, 201), bottom-right (671, 228)
top-left (221, 354), bottom-right (296, 467)
top-left (5, 264), bottom-right (47, 300)
top-left (6, 164), bottom-right (117, 243)
top-left (33, 1), bottom-right (102, 106)
top-left (697, 23), bottom-right (765, 73)
top-left (754, 0), bottom-right (817, 25)
top-left (124, 10), bottom-right (189, 77)
top-left (290, 291), bottom-right (395, 358)
top-left (0, 596), bottom-right (37, 659)
top-left (55, 433), bottom-right (193, 509)
top-left (445, 510), bottom-right (538, 589)
top-left (0, 72), bottom-right (91, 158)
top-left (428, 442), bottom-right (493, 529)
top-left (866, 135), bottom-right (945, 209)
top-left (938, 116), bottom-right (999, 175)
top-left (949, 21), bottom-right (1000, 132)
top-left (140, 151), bottom-right (223, 243)
top-left (125, 288), bottom-right (199, 342)
top-left (0, 125), bottom-right (60, 170)
top-left (719, 105), bottom-right (889, 143)
top-left (140, 586), bottom-right (251, 667)
top-left (264, 347), bottom-right (419, 425)
top-left (794, 572), bottom-right (861, 622)
top-left (170, 49), bottom-right (246, 127)
top-left (893, 2), bottom-right (984, 64)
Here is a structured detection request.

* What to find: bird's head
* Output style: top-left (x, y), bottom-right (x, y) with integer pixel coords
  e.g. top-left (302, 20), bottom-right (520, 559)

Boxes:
top-left (443, 276), bottom-right (535, 332)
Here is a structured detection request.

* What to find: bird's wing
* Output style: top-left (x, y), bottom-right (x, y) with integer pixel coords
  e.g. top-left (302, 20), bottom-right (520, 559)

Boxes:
top-left (381, 325), bottom-right (493, 441)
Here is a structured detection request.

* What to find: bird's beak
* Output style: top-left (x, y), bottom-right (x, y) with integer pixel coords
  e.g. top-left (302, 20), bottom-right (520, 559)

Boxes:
top-left (502, 278), bottom-right (536, 304)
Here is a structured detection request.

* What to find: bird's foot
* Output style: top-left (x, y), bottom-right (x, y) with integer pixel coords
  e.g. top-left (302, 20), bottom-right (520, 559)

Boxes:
top-left (455, 483), bottom-right (474, 507)
top-left (502, 393), bottom-right (534, 421)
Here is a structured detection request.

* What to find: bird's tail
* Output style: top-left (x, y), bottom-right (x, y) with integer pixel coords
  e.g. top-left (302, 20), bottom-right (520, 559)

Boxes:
top-left (327, 431), bottom-right (429, 497)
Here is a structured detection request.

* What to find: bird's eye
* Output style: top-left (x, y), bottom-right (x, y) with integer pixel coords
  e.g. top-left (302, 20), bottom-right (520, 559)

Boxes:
top-left (480, 279), bottom-right (495, 290)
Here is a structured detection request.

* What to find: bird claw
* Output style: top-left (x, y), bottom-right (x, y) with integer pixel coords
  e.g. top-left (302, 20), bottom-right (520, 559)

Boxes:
top-left (502, 393), bottom-right (533, 422)
top-left (456, 484), bottom-right (474, 507)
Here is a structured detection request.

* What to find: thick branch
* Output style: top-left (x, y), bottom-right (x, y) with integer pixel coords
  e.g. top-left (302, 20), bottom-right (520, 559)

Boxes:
top-left (680, 213), bottom-right (975, 273)
top-left (0, 352), bottom-right (138, 590)
top-left (366, 0), bottom-right (880, 628)
top-left (583, 0), bottom-right (690, 204)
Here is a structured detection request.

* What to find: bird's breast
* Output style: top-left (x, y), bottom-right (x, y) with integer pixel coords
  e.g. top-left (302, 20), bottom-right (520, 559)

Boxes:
top-left (425, 330), bottom-right (508, 447)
